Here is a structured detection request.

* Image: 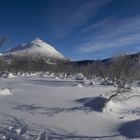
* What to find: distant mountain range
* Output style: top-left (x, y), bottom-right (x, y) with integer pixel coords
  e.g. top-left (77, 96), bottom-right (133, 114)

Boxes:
top-left (0, 38), bottom-right (139, 67)
top-left (72, 52), bottom-right (140, 66)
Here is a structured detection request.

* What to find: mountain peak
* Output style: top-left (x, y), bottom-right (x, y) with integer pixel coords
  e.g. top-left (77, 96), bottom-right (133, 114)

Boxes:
top-left (31, 37), bottom-right (43, 44)
top-left (3, 38), bottom-right (69, 62)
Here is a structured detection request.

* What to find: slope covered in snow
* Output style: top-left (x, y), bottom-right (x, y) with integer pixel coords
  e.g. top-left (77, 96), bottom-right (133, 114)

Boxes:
top-left (3, 38), bottom-right (69, 62)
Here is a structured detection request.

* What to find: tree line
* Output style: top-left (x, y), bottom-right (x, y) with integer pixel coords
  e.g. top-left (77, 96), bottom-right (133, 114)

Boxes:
top-left (0, 37), bottom-right (139, 89)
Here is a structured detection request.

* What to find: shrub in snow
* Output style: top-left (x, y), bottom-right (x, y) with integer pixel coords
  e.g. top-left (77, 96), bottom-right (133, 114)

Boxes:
top-left (100, 80), bottom-right (113, 86)
top-left (1, 71), bottom-right (9, 78)
top-left (133, 81), bottom-right (140, 87)
top-left (75, 73), bottom-right (84, 80)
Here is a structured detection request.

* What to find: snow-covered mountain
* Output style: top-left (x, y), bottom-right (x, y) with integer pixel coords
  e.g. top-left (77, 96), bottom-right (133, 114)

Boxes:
top-left (3, 38), bottom-right (69, 63)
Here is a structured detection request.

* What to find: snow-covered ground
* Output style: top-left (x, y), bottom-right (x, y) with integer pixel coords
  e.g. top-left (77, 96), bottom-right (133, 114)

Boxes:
top-left (0, 75), bottom-right (139, 139)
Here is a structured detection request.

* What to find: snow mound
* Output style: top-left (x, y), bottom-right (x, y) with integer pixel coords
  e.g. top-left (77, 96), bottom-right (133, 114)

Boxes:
top-left (8, 73), bottom-right (16, 78)
top-left (55, 76), bottom-right (60, 80)
top-left (76, 83), bottom-right (83, 88)
top-left (104, 100), bottom-right (123, 113)
top-left (0, 89), bottom-right (12, 96)
top-left (84, 80), bottom-right (95, 85)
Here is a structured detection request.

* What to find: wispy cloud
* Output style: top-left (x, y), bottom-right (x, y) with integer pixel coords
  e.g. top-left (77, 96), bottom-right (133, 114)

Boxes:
top-left (45, 0), bottom-right (112, 38)
top-left (78, 16), bottom-right (140, 53)
top-left (81, 18), bottom-right (111, 33)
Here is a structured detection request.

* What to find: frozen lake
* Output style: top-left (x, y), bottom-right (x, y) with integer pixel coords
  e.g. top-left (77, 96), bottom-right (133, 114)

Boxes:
top-left (0, 76), bottom-right (139, 139)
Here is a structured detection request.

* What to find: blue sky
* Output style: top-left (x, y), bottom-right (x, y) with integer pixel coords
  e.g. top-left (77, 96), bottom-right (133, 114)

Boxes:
top-left (0, 0), bottom-right (140, 60)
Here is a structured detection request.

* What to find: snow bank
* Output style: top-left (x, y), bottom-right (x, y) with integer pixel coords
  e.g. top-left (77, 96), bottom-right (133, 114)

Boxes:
top-left (0, 89), bottom-right (12, 96)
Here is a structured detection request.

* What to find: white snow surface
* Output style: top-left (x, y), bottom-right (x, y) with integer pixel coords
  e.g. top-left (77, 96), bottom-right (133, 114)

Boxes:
top-left (0, 75), bottom-right (139, 139)
top-left (0, 88), bottom-right (12, 96)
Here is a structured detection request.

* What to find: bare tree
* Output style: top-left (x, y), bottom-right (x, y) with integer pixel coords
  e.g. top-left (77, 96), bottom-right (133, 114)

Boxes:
top-left (109, 54), bottom-right (134, 89)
